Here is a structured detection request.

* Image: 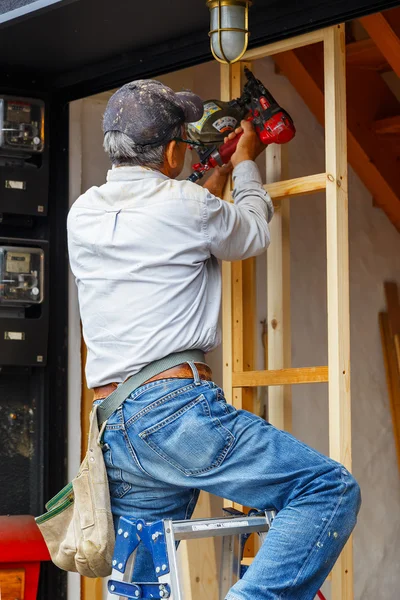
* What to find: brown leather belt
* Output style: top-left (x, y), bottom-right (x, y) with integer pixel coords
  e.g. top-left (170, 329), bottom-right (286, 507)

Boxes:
top-left (93, 362), bottom-right (212, 402)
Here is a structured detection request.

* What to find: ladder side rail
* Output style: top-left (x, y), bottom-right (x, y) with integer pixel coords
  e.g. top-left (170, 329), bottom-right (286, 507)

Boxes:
top-left (160, 519), bottom-right (183, 600)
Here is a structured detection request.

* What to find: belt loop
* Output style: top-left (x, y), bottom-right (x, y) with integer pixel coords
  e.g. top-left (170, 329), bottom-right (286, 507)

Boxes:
top-left (187, 361), bottom-right (201, 386)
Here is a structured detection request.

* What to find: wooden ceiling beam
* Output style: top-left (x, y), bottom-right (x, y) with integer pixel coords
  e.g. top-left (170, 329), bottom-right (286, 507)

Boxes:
top-left (374, 115), bottom-right (400, 134)
top-left (360, 12), bottom-right (400, 78)
top-left (346, 38), bottom-right (390, 71)
top-left (273, 46), bottom-right (400, 232)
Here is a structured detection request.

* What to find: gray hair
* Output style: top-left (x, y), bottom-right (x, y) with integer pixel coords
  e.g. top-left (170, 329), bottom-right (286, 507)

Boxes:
top-left (103, 124), bottom-right (183, 169)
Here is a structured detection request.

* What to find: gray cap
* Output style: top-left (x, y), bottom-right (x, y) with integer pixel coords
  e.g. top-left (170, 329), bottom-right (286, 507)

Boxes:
top-left (103, 79), bottom-right (204, 148)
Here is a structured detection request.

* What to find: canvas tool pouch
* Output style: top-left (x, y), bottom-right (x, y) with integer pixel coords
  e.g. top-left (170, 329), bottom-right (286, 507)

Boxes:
top-left (35, 405), bottom-right (114, 577)
top-left (35, 350), bottom-right (206, 577)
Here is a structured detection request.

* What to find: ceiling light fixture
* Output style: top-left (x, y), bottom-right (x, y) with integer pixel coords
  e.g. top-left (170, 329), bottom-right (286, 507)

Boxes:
top-left (207, 0), bottom-right (252, 64)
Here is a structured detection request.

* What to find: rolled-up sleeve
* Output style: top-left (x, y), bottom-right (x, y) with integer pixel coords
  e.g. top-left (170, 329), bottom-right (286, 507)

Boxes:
top-left (203, 160), bottom-right (274, 261)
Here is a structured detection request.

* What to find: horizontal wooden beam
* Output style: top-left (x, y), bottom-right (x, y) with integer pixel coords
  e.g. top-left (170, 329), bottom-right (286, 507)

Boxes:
top-left (373, 115), bottom-right (400, 134)
top-left (265, 172), bottom-right (326, 201)
top-left (243, 28), bottom-right (325, 61)
top-left (232, 366), bottom-right (329, 387)
top-left (360, 13), bottom-right (400, 79)
top-left (346, 38), bottom-right (389, 71)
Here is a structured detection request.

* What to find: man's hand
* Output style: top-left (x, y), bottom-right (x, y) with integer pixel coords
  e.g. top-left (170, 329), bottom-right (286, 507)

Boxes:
top-left (226, 120), bottom-right (265, 168)
top-left (202, 162), bottom-right (233, 198)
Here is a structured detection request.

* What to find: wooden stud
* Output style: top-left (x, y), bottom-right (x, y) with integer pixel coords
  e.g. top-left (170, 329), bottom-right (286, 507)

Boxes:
top-left (232, 366), bottom-right (329, 387)
top-left (266, 145), bottom-right (292, 432)
top-left (323, 24), bottom-right (353, 600)
top-left (230, 61), bottom-right (254, 412)
top-left (229, 59), bottom-right (258, 542)
top-left (360, 12), bottom-right (400, 79)
top-left (265, 172), bottom-right (327, 201)
top-left (221, 62), bottom-right (234, 406)
top-left (242, 255), bottom-right (257, 414)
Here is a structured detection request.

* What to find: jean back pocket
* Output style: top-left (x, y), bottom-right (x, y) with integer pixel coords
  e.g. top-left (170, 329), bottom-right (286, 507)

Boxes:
top-left (139, 394), bottom-right (234, 476)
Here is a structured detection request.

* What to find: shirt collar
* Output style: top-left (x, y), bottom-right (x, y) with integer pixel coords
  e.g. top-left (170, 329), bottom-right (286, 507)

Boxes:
top-left (106, 166), bottom-right (169, 183)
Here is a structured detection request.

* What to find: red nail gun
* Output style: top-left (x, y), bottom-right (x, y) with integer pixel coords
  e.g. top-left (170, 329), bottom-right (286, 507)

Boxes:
top-left (187, 67), bottom-right (295, 183)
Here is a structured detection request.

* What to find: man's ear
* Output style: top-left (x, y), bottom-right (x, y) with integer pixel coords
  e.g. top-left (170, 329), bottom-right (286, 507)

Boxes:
top-left (165, 139), bottom-right (179, 170)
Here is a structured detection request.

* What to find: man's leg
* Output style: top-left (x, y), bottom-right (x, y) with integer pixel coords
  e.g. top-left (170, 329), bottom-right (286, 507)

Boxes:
top-left (102, 372), bottom-right (361, 599)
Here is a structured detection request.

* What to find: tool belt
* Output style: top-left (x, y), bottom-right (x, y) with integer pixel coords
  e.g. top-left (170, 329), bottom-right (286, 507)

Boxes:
top-left (93, 362), bottom-right (213, 402)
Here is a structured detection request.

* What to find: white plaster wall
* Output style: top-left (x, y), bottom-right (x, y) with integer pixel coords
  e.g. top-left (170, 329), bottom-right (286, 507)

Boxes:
top-left (69, 58), bottom-right (400, 599)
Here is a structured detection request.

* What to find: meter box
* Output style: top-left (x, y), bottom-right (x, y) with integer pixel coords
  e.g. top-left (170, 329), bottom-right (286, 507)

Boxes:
top-left (0, 96), bottom-right (49, 217)
top-left (0, 247), bottom-right (44, 305)
top-left (0, 239), bottom-right (48, 367)
top-left (0, 97), bottom-right (44, 154)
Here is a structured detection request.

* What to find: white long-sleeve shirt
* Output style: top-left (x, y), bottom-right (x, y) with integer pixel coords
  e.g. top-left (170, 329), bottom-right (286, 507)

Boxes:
top-left (67, 161), bottom-right (273, 388)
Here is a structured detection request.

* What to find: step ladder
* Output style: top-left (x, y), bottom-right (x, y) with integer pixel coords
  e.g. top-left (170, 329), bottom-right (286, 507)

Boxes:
top-left (107, 507), bottom-right (275, 600)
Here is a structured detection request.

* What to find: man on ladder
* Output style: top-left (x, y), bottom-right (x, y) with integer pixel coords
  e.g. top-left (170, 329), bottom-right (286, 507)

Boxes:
top-left (68, 79), bottom-right (361, 599)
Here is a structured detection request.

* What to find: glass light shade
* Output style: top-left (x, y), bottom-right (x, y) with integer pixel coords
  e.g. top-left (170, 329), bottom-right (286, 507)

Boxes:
top-left (208, 1), bottom-right (250, 64)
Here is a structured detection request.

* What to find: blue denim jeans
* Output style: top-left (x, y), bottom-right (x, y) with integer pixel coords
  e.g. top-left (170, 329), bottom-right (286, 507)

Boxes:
top-left (96, 363), bottom-right (361, 600)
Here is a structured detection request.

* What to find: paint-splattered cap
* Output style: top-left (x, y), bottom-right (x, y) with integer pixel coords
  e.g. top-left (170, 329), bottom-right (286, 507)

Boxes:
top-left (103, 79), bottom-right (204, 147)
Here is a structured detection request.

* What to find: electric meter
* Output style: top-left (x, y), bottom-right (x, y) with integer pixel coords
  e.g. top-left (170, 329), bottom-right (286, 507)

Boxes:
top-left (0, 96), bottom-right (44, 155)
top-left (0, 246), bottom-right (44, 305)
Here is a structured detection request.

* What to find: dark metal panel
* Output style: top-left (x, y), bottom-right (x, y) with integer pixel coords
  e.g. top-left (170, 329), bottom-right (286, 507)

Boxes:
top-left (0, 84), bottom-right (68, 597)
top-left (36, 93), bottom-right (69, 600)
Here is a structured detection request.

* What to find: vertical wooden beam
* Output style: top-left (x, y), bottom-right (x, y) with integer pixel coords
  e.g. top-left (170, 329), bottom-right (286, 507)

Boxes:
top-left (266, 145), bottom-right (292, 432)
top-left (221, 62), bottom-right (234, 407)
top-left (324, 24), bottom-right (353, 600)
top-left (230, 61), bottom-right (254, 412)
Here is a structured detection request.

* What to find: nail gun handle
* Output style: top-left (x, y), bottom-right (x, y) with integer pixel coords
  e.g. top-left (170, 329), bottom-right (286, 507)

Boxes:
top-left (217, 133), bottom-right (243, 165)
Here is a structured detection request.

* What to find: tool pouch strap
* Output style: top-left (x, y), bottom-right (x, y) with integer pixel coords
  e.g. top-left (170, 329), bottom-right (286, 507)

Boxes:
top-left (97, 350), bottom-right (206, 427)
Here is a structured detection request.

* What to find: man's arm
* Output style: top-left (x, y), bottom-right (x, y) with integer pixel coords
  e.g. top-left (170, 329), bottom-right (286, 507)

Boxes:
top-left (202, 121), bottom-right (274, 261)
top-left (202, 163), bottom-right (232, 198)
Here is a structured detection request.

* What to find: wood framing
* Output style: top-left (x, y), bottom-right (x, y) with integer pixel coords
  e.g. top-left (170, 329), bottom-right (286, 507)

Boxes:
top-left (222, 23), bottom-right (354, 600)
top-left (324, 25), bottom-right (353, 597)
top-left (265, 172), bottom-right (326, 202)
top-left (266, 145), bottom-right (292, 432)
top-left (271, 36), bottom-right (400, 232)
top-left (360, 12), bottom-right (400, 78)
top-left (232, 366), bottom-right (329, 387)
